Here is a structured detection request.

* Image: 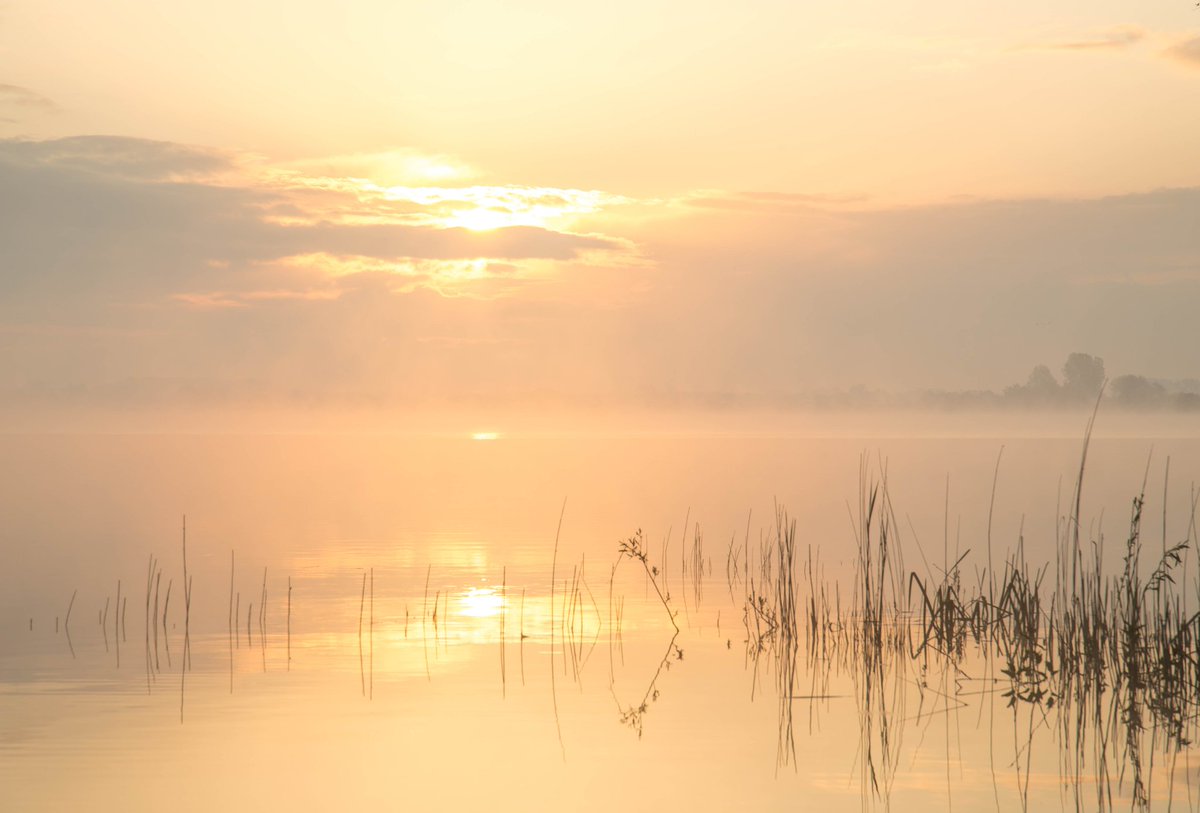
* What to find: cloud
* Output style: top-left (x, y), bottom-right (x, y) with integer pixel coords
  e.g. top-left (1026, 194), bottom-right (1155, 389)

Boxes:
top-left (1165, 35), bottom-right (1200, 68)
top-left (0, 135), bottom-right (628, 310)
top-left (629, 187), bottom-right (1200, 396)
top-left (170, 255), bottom-right (565, 308)
top-left (0, 135), bottom-right (233, 181)
top-left (1030, 26), bottom-right (1145, 52)
top-left (282, 149), bottom-right (475, 185)
top-left (0, 136), bottom-right (648, 408)
top-left (275, 222), bottom-right (617, 262)
top-left (683, 190), bottom-right (868, 214)
top-left (0, 82), bottom-right (55, 114)
top-left (276, 178), bottom-right (632, 233)
top-left (4, 135), bottom-right (1199, 410)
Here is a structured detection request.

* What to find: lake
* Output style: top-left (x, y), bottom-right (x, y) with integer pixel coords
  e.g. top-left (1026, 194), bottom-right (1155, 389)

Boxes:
top-left (3, 410), bottom-right (1200, 811)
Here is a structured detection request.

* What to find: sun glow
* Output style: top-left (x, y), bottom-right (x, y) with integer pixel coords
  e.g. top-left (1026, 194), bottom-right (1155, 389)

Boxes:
top-left (471, 431), bottom-right (500, 441)
top-left (380, 185), bottom-right (619, 231)
top-left (458, 587), bottom-right (504, 618)
top-left (448, 207), bottom-right (525, 232)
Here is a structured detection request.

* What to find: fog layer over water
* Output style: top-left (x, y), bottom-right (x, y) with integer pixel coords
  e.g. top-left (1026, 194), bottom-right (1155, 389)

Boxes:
top-left (2, 409), bottom-right (1199, 811)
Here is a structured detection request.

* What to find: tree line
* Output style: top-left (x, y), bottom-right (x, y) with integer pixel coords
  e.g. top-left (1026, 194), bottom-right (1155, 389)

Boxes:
top-left (1000, 353), bottom-right (1199, 410)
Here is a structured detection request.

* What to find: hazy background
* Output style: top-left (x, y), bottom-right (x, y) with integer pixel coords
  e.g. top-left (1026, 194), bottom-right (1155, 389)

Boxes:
top-left (2, 1), bottom-right (1199, 429)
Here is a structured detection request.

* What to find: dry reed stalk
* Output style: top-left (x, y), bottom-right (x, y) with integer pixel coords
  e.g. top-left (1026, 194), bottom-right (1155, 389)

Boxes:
top-left (153, 568), bottom-right (161, 672)
top-left (422, 564), bottom-right (431, 682)
top-left (258, 567), bottom-right (267, 638)
top-left (182, 516), bottom-right (191, 672)
top-left (369, 567), bottom-right (374, 700)
top-left (500, 565), bottom-right (506, 697)
top-left (162, 580), bottom-right (172, 635)
top-left (358, 571), bottom-right (366, 697)
top-left (229, 550), bottom-right (235, 692)
top-left (520, 586), bottom-right (527, 687)
top-left (550, 498), bottom-right (566, 760)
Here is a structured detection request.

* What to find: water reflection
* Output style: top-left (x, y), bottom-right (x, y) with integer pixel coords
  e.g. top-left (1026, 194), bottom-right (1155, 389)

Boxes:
top-left (5, 432), bottom-right (1200, 811)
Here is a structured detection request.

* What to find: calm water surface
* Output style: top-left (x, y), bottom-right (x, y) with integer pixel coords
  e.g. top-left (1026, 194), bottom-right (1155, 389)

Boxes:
top-left (3, 420), bottom-right (1200, 811)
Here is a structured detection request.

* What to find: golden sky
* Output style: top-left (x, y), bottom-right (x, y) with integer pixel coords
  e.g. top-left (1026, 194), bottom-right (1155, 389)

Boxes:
top-left (1, 0), bottom-right (1199, 411)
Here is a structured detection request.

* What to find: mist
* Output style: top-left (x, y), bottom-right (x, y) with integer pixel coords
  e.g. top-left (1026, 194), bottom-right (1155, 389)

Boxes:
top-left (2, 137), bottom-right (1198, 427)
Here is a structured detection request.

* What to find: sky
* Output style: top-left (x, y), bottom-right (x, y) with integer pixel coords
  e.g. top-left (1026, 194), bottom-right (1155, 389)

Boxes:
top-left (2, 0), bottom-right (1199, 416)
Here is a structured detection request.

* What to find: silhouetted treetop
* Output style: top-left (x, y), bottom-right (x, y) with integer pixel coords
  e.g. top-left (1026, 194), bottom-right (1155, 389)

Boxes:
top-left (1061, 352), bottom-right (1106, 403)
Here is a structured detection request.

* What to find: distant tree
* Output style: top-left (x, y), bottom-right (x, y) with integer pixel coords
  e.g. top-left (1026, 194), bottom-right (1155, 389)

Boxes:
top-left (1027, 364), bottom-right (1060, 397)
top-left (1003, 363), bottom-right (1060, 405)
top-left (1111, 374), bottom-right (1167, 408)
top-left (1061, 352), bottom-right (1105, 403)
top-left (1170, 392), bottom-right (1200, 411)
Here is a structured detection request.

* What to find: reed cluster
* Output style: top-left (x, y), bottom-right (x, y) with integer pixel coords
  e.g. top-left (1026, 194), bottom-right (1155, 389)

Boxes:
top-left (721, 438), bottom-right (1200, 811)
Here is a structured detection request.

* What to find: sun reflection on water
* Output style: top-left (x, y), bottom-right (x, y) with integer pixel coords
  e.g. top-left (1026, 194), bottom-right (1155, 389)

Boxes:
top-left (458, 586), bottom-right (504, 618)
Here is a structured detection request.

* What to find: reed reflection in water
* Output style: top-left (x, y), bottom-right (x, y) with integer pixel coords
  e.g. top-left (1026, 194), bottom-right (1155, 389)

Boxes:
top-left (5, 430), bottom-right (1200, 811)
